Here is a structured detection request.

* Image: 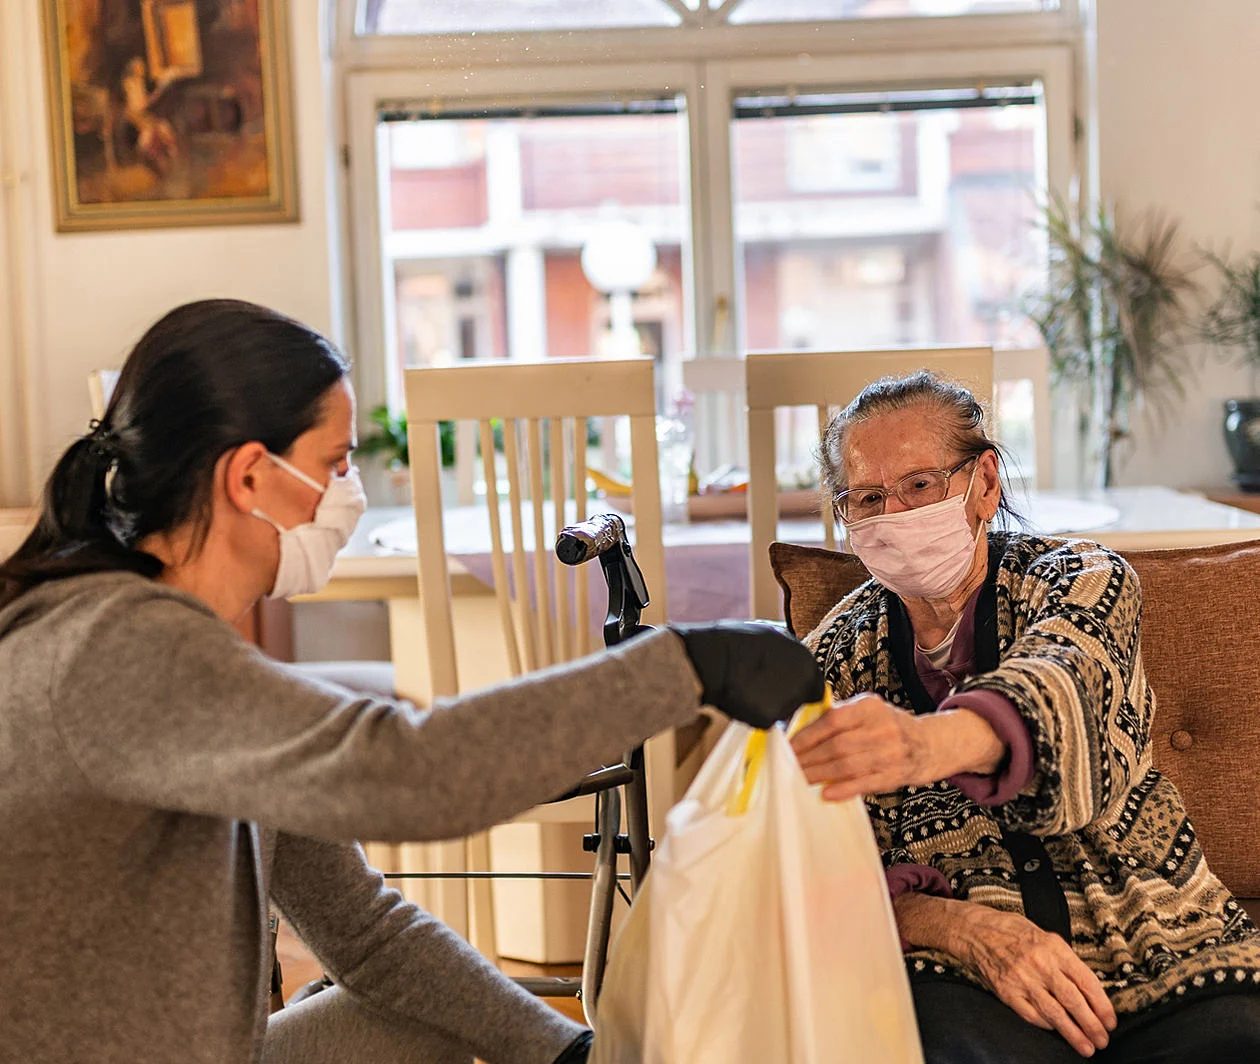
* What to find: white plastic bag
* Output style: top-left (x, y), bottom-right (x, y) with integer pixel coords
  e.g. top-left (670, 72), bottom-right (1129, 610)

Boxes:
top-left (593, 713), bottom-right (924, 1064)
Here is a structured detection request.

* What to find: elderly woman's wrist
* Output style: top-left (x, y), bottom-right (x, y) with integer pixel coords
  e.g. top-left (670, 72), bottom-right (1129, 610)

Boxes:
top-left (918, 707), bottom-right (1005, 780)
top-left (903, 894), bottom-right (988, 964)
top-left (894, 891), bottom-right (961, 954)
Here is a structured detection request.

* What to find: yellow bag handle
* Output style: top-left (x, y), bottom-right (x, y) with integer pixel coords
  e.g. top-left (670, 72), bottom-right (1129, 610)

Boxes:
top-left (727, 686), bottom-right (832, 816)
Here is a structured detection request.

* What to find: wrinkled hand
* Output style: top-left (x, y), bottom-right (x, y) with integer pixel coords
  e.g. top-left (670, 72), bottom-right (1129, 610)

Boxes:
top-left (790, 694), bottom-right (930, 800)
top-left (670, 622), bottom-right (824, 729)
top-left (958, 906), bottom-right (1116, 1057)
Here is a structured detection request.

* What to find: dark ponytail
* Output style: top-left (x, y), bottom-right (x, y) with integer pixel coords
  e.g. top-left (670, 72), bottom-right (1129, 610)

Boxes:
top-left (0, 299), bottom-right (349, 610)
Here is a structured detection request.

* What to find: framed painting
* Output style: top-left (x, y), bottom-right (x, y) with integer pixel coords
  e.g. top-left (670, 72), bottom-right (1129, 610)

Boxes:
top-left (41, 0), bottom-right (298, 231)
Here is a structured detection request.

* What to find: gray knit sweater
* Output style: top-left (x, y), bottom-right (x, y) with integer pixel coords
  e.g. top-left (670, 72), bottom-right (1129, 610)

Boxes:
top-left (0, 572), bottom-right (703, 1063)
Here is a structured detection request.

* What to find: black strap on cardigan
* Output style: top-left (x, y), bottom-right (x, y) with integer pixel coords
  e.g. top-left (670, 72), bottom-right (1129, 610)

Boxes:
top-left (886, 540), bottom-right (1071, 941)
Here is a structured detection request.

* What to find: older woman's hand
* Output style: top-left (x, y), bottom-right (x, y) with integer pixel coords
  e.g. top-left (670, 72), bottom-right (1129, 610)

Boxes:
top-left (790, 694), bottom-right (1005, 801)
top-left (953, 904), bottom-right (1117, 1057)
top-left (791, 694), bottom-right (928, 800)
top-left (895, 893), bottom-right (1116, 1058)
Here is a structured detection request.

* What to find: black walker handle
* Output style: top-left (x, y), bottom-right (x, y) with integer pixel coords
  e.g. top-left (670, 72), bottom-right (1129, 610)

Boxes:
top-left (556, 513), bottom-right (650, 648)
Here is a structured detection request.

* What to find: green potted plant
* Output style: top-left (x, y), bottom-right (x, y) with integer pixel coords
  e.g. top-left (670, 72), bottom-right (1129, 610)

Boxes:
top-left (358, 406), bottom-right (459, 504)
top-left (358, 405), bottom-right (412, 505)
top-left (1026, 200), bottom-right (1198, 488)
top-left (1199, 249), bottom-right (1260, 490)
top-left (359, 407), bottom-right (523, 504)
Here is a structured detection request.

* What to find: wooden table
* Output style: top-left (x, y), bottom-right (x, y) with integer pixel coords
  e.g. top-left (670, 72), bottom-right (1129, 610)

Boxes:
top-left (1203, 487), bottom-right (1260, 516)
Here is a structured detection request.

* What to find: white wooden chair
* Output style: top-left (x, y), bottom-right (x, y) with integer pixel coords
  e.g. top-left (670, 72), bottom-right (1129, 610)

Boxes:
top-left (746, 346), bottom-right (995, 620)
top-left (682, 356), bottom-right (748, 480)
top-left (88, 369), bottom-right (121, 419)
top-left (992, 346), bottom-right (1053, 490)
top-left (402, 356), bottom-right (672, 963)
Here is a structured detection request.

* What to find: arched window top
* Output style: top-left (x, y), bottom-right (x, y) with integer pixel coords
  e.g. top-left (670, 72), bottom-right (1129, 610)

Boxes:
top-left (357, 0), bottom-right (1059, 37)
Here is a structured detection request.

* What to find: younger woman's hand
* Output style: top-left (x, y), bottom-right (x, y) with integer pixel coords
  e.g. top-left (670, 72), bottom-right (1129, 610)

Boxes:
top-left (670, 622), bottom-right (824, 728)
top-left (956, 905), bottom-right (1116, 1057)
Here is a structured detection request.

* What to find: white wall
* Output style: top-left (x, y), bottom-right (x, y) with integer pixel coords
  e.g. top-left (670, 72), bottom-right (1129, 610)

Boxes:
top-left (0, 2), bottom-right (339, 507)
top-left (1097, 0), bottom-right (1260, 487)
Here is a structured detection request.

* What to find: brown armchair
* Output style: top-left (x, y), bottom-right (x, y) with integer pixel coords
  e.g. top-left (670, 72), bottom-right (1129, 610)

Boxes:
top-left (770, 539), bottom-right (1260, 921)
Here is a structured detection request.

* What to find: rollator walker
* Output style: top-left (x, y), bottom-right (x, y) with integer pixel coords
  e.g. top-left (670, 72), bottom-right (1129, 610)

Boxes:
top-left (509, 511), bottom-right (656, 1022)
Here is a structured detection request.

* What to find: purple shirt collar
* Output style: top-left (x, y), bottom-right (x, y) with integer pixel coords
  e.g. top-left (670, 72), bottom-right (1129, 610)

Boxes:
top-left (912, 584), bottom-right (984, 704)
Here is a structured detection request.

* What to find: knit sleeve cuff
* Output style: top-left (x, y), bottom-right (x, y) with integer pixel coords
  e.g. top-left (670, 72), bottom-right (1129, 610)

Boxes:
top-left (887, 863), bottom-right (952, 900)
top-left (941, 690), bottom-right (1034, 806)
top-left (886, 864), bottom-right (952, 952)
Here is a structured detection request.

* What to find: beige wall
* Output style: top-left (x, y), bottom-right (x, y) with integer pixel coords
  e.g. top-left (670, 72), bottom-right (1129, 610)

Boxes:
top-left (0, 2), bottom-right (338, 507)
top-left (1097, 0), bottom-right (1260, 487)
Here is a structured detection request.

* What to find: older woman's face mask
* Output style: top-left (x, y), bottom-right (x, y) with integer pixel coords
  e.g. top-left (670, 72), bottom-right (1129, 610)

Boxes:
top-left (844, 464), bottom-right (983, 600)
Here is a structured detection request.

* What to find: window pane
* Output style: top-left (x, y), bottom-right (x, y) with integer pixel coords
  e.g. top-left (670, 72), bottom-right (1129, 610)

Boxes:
top-left (733, 91), bottom-right (1044, 352)
top-left (731, 87), bottom-right (1046, 482)
top-left (363, 0), bottom-right (679, 35)
top-left (381, 106), bottom-right (691, 414)
top-left (729, 0), bottom-right (1056, 22)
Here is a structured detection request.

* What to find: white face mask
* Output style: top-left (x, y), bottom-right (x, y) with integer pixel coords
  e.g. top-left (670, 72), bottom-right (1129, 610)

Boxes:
top-left (252, 453), bottom-right (367, 599)
top-left (845, 466), bottom-right (984, 601)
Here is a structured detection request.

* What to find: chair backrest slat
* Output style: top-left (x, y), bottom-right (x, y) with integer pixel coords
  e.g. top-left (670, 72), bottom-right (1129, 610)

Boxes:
top-left (525, 418), bottom-right (555, 668)
top-left (501, 418), bottom-right (539, 673)
top-left (573, 418), bottom-right (591, 658)
top-left (550, 417), bottom-right (572, 663)
top-left (407, 418), bottom-right (459, 697)
top-left (479, 418), bottom-right (522, 677)
top-left (817, 403), bottom-right (836, 551)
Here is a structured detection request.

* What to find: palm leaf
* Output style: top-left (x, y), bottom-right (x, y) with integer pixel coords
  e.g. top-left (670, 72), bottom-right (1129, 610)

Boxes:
top-left (1024, 198), bottom-right (1199, 481)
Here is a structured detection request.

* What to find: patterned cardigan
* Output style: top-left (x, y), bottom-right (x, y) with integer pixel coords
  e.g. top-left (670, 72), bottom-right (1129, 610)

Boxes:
top-left (804, 532), bottom-right (1260, 1017)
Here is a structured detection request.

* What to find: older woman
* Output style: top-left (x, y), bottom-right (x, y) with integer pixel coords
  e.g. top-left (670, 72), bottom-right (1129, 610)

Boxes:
top-left (791, 371), bottom-right (1260, 1063)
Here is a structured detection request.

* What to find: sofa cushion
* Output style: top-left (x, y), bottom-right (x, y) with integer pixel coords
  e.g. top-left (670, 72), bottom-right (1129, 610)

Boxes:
top-left (769, 538), bottom-right (1260, 901)
top-left (770, 541), bottom-right (870, 639)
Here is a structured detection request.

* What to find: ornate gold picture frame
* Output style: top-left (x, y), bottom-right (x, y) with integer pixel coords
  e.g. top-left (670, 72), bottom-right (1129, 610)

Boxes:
top-left (41, 0), bottom-right (298, 231)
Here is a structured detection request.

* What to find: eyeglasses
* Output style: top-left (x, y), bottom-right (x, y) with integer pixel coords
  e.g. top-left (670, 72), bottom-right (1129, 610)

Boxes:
top-left (832, 456), bottom-right (978, 524)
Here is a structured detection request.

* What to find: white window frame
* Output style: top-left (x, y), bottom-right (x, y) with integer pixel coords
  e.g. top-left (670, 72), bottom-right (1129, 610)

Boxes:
top-left (337, 0), bottom-right (1081, 444)
top-left (335, 2), bottom-right (1081, 69)
top-left (344, 61), bottom-right (707, 415)
top-left (705, 45), bottom-right (1077, 357)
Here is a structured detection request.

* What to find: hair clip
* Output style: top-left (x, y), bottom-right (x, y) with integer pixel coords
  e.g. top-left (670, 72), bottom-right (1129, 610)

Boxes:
top-left (86, 418), bottom-right (121, 460)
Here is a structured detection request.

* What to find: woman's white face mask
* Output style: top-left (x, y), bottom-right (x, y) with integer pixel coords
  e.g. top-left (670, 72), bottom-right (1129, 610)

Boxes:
top-left (845, 465), bottom-right (984, 601)
top-left (251, 453), bottom-right (367, 599)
